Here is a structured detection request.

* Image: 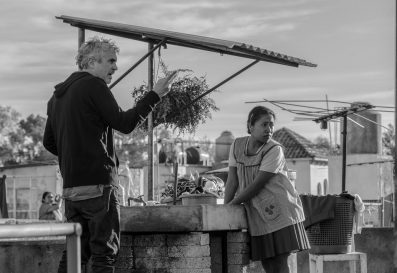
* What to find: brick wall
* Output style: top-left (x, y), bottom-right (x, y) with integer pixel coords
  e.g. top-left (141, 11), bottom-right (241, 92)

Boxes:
top-left (226, 231), bottom-right (250, 273)
top-left (116, 231), bottom-right (254, 273)
top-left (116, 233), bottom-right (211, 273)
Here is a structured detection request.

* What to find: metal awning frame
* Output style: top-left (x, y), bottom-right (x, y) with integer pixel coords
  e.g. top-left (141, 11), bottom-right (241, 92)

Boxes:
top-left (56, 15), bottom-right (317, 68)
top-left (56, 15), bottom-right (317, 200)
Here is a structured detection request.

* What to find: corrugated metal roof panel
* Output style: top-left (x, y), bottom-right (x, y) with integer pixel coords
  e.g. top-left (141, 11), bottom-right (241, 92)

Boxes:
top-left (56, 15), bottom-right (317, 68)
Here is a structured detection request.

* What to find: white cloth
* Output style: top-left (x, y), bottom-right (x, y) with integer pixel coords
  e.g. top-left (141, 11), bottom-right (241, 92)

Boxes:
top-left (353, 194), bottom-right (365, 234)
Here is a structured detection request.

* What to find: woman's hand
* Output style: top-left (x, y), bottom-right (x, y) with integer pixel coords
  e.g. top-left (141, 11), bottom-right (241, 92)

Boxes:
top-left (224, 167), bottom-right (238, 204)
top-left (229, 171), bottom-right (275, 205)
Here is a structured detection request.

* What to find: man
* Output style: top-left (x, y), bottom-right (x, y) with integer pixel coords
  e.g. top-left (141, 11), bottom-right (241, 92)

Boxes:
top-left (43, 36), bottom-right (176, 273)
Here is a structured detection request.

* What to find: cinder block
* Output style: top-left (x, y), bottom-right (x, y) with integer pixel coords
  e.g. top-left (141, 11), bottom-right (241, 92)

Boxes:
top-left (227, 232), bottom-right (249, 243)
top-left (210, 234), bottom-right (222, 266)
top-left (131, 269), bottom-right (169, 273)
top-left (134, 246), bottom-right (167, 258)
top-left (115, 268), bottom-right (135, 273)
top-left (209, 235), bottom-right (222, 253)
top-left (114, 256), bottom-right (134, 269)
top-left (150, 269), bottom-right (169, 273)
top-left (168, 245), bottom-right (210, 258)
top-left (246, 261), bottom-right (265, 273)
top-left (227, 253), bottom-right (250, 265)
top-left (169, 269), bottom-right (212, 273)
top-left (133, 234), bottom-right (166, 247)
top-left (227, 242), bottom-right (250, 254)
top-left (120, 234), bottom-right (133, 246)
top-left (168, 257), bottom-right (211, 269)
top-left (228, 264), bottom-right (248, 273)
top-left (167, 233), bottom-right (209, 246)
top-left (118, 246), bottom-right (133, 257)
top-left (135, 257), bottom-right (169, 269)
top-left (211, 251), bottom-right (222, 265)
top-left (212, 263), bottom-right (222, 273)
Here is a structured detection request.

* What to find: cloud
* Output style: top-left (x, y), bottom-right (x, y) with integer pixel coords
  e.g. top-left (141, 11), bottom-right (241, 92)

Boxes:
top-left (0, 0), bottom-right (393, 139)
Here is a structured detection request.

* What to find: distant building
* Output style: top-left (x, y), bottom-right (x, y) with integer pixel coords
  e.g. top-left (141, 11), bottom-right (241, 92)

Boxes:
top-left (0, 162), bottom-right (62, 219)
top-left (328, 106), bottom-right (394, 227)
top-left (273, 127), bottom-right (329, 195)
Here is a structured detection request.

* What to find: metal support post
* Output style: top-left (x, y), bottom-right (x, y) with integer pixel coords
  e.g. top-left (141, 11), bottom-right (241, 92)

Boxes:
top-left (342, 115), bottom-right (347, 193)
top-left (78, 28), bottom-right (85, 49)
top-left (67, 232), bottom-right (81, 273)
top-left (147, 42), bottom-right (154, 200)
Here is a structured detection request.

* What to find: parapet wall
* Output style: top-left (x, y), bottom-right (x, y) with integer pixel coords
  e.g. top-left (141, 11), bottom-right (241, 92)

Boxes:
top-left (0, 228), bottom-right (393, 273)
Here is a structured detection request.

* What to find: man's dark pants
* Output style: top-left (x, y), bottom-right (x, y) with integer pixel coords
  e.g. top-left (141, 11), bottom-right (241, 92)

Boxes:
top-left (58, 186), bottom-right (120, 273)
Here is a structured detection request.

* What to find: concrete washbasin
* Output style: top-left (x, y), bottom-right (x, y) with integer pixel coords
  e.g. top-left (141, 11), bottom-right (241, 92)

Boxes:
top-left (120, 204), bottom-right (248, 232)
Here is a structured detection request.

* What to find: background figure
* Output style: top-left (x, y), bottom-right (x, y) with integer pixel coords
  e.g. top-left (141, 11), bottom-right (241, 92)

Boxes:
top-left (118, 160), bottom-right (134, 205)
top-left (224, 106), bottom-right (310, 273)
top-left (39, 191), bottom-right (63, 221)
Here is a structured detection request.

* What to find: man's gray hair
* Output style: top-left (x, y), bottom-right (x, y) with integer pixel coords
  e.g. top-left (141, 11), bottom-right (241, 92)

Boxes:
top-left (76, 36), bottom-right (120, 70)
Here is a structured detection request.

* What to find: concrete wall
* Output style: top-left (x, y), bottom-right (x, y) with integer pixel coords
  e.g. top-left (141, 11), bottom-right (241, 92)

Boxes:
top-left (286, 159), bottom-right (328, 195)
top-left (354, 227), bottom-right (394, 273)
top-left (310, 163), bottom-right (329, 195)
top-left (345, 108), bottom-right (382, 155)
top-left (0, 227), bottom-right (393, 273)
top-left (287, 159), bottom-right (311, 194)
top-left (0, 238), bottom-right (64, 273)
top-left (328, 154), bottom-right (393, 199)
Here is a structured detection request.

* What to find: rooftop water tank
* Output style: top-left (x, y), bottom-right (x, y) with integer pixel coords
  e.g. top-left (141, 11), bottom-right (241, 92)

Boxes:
top-left (215, 131), bottom-right (235, 163)
top-left (344, 102), bottom-right (382, 154)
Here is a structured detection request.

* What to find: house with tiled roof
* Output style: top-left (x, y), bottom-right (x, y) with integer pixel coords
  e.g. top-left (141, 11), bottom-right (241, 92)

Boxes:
top-left (272, 127), bottom-right (329, 195)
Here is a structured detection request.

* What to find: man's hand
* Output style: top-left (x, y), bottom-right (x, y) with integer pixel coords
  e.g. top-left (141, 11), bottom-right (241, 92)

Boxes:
top-left (153, 71), bottom-right (178, 98)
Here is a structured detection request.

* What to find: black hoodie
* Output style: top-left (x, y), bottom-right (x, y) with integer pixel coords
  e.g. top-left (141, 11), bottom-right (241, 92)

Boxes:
top-left (43, 72), bottom-right (160, 188)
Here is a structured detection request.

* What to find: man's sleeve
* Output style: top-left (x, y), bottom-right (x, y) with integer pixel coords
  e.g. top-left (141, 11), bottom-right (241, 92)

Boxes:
top-left (43, 98), bottom-right (58, 156)
top-left (90, 80), bottom-right (160, 134)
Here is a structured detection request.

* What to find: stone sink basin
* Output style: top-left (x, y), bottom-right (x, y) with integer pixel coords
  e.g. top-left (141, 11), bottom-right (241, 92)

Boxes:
top-left (120, 204), bottom-right (248, 233)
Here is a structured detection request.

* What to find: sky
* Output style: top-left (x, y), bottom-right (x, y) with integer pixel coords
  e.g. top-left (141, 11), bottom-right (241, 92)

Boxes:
top-left (0, 0), bottom-right (395, 143)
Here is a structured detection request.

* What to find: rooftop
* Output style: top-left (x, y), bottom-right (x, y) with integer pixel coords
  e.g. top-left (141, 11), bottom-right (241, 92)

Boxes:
top-left (273, 127), bottom-right (328, 159)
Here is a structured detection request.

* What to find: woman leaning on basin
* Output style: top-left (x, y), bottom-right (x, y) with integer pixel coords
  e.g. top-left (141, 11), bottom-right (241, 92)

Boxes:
top-left (224, 106), bottom-right (310, 273)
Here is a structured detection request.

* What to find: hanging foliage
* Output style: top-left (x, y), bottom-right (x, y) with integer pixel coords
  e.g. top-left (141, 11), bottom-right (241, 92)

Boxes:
top-left (131, 64), bottom-right (219, 134)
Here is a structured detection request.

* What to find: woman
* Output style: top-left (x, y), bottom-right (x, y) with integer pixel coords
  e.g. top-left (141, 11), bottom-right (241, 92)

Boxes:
top-left (39, 191), bottom-right (63, 221)
top-left (224, 106), bottom-right (309, 273)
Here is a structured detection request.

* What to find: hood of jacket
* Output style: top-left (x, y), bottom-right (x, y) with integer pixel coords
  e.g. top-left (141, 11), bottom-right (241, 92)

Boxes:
top-left (54, 71), bottom-right (92, 98)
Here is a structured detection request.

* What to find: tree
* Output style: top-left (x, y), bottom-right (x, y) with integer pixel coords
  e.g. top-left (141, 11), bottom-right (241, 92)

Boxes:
top-left (19, 114), bottom-right (46, 143)
top-left (0, 106), bottom-right (55, 165)
top-left (0, 106), bottom-right (23, 165)
top-left (20, 114), bottom-right (57, 163)
top-left (313, 135), bottom-right (331, 149)
top-left (382, 123), bottom-right (395, 158)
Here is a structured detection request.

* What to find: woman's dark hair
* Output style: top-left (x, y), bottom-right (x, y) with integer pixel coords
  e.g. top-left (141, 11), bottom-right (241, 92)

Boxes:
top-left (247, 106), bottom-right (276, 134)
top-left (41, 191), bottom-right (52, 203)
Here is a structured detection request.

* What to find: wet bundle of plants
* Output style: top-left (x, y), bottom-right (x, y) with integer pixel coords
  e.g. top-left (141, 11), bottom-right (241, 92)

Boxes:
top-left (131, 69), bottom-right (219, 135)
